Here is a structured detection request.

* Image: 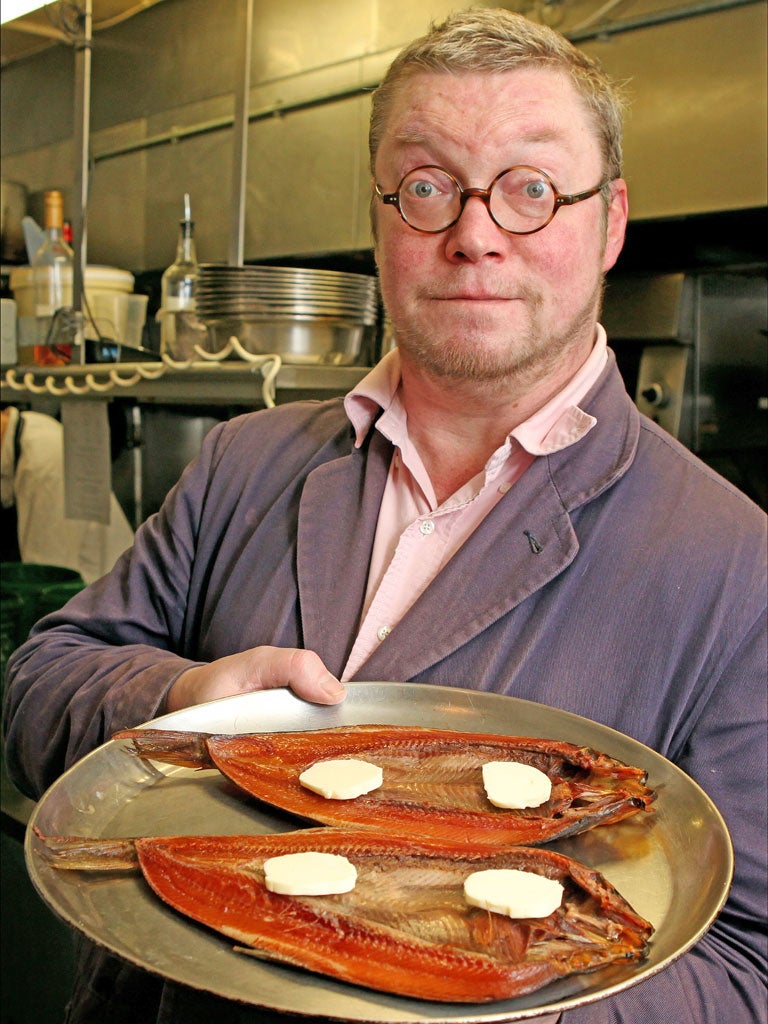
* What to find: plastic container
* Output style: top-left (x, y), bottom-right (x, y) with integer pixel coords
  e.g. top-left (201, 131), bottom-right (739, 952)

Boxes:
top-left (89, 292), bottom-right (148, 347)
top-left (10, 265), bottom-right (135, 358)
top-left (123, 294), bottom-right (149, 348)
top-left (0, 563), bottom-right (85, 650)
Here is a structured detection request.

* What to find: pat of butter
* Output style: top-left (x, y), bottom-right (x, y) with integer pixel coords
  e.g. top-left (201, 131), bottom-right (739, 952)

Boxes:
top-left (464, 868), bottom-right (564, 919)
top-left (263, 851), bottom-right (357, 895)
top-left (299, 758), bottom-right (383, 800)
top-left (482, 760), bottom-right (552, 809)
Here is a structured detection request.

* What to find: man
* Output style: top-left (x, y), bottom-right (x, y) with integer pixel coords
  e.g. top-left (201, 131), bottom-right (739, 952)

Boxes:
top-left (3, 9), bottom-right (765, 1024)
top-left (0, 405), bottom-right (134, 582)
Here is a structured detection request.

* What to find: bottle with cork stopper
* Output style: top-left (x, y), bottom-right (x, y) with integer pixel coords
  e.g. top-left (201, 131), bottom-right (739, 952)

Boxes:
top-left (31, 189), bottom-right (74, 365)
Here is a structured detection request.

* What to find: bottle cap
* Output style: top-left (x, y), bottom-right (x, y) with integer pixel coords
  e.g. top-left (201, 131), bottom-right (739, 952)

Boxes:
top-left (44, 190), bottom-right (64, 229)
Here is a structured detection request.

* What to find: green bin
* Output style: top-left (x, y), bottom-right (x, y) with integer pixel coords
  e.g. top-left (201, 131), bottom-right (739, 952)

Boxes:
top-left (1, 588), bottom-right (26, 688)
top-left (0, 563), bottom-right (85, 657)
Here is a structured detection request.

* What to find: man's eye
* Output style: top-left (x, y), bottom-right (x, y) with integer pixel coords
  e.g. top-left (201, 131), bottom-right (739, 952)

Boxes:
top-left (409, 180), bottom-right (439, 199)
top-left (523, 180), bottom-right (549, 200)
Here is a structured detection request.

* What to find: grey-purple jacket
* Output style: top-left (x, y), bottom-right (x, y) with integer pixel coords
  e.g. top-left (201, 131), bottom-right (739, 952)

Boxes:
top-left (3, 351), bottom-right (766, 1024)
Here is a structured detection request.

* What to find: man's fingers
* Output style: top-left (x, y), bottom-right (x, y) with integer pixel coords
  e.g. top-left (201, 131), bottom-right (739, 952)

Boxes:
top-left (255, 647), bottom-right (346, 704)
top-left (166, 647), bottom-right (346, 713)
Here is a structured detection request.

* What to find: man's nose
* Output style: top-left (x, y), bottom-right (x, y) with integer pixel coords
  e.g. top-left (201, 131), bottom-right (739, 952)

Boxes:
top-left (444, 194), bottom-right (505, 262)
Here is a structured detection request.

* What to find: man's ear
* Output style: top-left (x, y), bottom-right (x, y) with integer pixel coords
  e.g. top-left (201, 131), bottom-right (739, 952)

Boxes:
top-left (602, 178), bottom-right (629, 273)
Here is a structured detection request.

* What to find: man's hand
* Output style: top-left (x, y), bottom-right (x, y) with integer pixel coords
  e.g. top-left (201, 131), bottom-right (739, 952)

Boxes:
top-left (165, 646), bottom-right (345, 713)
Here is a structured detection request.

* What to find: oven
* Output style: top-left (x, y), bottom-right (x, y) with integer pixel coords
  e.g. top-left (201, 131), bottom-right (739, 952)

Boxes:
top-left (602, 270), bottom-right (767, 507)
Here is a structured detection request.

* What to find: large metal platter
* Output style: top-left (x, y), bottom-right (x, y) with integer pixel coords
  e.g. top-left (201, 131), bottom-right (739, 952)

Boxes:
top-left (25, 683), bottom-right (732, 1023)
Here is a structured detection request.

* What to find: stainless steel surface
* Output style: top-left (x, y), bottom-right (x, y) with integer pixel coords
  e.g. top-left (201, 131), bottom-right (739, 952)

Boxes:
top-left (196, 264), bottom-right (379, 321)
top-left (635, 344), bottom-right (691, 439)
top-left (25, 683), bottom-right (733, 1023)
top-left (198, 264), bottom-right (379, 364)
top-left (1, 0), bottom-right (168, 64)
top-left (602, 273), bottom-right (693, 340)
top-left (2, 0), bottom-right (765, 269)
top-left (137, 406), bottom-right (226, 523)
top-left (228, 0), bottom-right (253, 268)
top-left (692, 273), bottom-right (768, 452)
top-left (205, 319), bottom-right (373, 365)
top-left (602, 270), bottom-right (767, 452)
top-left (1, 362), bottom-right (370, 405)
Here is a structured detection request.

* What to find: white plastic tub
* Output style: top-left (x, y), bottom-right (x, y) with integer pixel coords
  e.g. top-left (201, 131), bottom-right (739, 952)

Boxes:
top-left (10, 265), bottom-right (136, 351)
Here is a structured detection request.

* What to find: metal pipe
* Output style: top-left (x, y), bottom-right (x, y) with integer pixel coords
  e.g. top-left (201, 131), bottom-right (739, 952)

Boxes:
top-left (92, 82), bottom-right (379, 164)
top-left (72, 0), bottom-right (92, 363)
top-left (228, 0), bottom-right (254, 267)
top-left (566, 0), bottom-right (758, 41)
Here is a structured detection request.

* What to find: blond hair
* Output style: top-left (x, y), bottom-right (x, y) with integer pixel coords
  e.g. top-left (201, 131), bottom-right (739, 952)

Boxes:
top-left (369, 8), bottom-right (626, 182)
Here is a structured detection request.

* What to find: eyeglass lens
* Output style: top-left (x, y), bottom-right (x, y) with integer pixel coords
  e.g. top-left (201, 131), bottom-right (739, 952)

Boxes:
top-left (397, 166), bottom-right (558, 233)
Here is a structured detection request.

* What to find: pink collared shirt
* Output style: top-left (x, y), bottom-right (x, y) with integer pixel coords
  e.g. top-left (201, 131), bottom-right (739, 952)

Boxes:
top-left (341, 328), bottom-right (609, 681)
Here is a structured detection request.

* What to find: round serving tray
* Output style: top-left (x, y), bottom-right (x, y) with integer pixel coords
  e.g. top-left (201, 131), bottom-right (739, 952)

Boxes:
top-left (25, 683), bottom-right (733, 1023)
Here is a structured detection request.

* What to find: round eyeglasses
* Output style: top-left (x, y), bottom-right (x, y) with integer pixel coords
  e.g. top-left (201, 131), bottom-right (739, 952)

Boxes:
top-left (375, 165), bottom-right (610, 236)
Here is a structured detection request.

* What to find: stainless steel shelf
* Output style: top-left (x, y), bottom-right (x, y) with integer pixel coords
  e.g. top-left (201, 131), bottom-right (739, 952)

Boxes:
top-left (1, 361), bottom-right (370, 406)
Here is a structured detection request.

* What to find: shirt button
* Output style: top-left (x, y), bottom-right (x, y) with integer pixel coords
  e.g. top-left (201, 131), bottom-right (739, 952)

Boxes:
top-left (377, 625), bottom-right (392, 641)
top-left (419, 519), bottom-right (435, 536)
top-left (498, 481), bottom-right (512, 495)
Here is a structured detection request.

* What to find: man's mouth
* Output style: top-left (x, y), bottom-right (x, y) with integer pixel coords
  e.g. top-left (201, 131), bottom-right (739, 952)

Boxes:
top-left (432, 290), bottom-right (515, 302)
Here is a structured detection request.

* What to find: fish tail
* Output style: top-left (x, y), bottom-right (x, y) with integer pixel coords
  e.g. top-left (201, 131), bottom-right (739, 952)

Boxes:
top-left (111, 728), bottom-right (216, 769)
top-left (33, 828), bottom-right (139, 871)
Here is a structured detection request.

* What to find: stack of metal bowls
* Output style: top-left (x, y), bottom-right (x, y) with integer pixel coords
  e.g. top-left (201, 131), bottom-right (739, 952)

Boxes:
top-left (196, 264), bottom-right (379, 365)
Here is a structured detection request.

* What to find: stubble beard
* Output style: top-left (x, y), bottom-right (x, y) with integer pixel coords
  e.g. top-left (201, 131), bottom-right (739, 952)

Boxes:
top-left (388, 278), bottom-right (605, 391)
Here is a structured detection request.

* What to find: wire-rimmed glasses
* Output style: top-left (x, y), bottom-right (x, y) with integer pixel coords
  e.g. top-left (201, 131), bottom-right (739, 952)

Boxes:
top-left (375, 165), bottom-right (610, 236)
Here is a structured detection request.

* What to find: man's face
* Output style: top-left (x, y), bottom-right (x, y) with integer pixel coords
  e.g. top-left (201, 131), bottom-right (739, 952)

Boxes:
top-left (373, 68), bottom-right (628, 386)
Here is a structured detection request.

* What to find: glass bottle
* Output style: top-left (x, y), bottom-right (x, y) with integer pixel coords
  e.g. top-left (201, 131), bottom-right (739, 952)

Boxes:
top-left (32, 189), bottom-right (74, 365)
top-left (160, 193), bottom-right (205, 360)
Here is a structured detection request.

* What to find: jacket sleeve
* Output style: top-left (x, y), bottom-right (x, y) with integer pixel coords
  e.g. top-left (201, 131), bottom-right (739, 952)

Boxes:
top-left (564, 608), bottom-right (767, 1024)
top-left (1, 419), bottom-right (231, 800)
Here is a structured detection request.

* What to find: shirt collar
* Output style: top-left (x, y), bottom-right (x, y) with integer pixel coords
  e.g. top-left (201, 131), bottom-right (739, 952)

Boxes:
top-left (344, 348), bottom-right (403, 449)
top-left (344, 325), bottom-right (608, 456)
top-left (511, 326), bottom-right (606, 455)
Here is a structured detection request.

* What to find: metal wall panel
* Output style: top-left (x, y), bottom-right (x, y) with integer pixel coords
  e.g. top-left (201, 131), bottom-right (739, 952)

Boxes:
top-left (1, 0), bottom-right (766, 271)
top-left (92, 0), bottom-right (241, 130)
top-left (580, 4), bottom-right (767, 220)
top-left (244, 95), bottom-right (371, 258)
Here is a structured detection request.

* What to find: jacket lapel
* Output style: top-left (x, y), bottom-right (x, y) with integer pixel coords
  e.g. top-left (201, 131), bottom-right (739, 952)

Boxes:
top-left (297, 353), bottom-right (639, 684)
top-left (350, 458), bottom-right (578, 681)
top-left (296, 429), bottom-right (391, 677)
top-left (350, 354), bottom-right (639, 682)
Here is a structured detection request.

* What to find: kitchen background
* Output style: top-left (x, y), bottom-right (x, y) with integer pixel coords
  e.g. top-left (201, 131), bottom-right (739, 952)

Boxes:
top-left (2, 0), bottom-right (766, 266)
top-left (0, 2), bottom-right (766, 1018)
top-left (2, 0), bottom-right (767, 520)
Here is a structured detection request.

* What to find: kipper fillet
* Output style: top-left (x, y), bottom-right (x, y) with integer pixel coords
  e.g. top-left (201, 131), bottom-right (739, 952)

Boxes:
top-left (35, 827), bottom-right (654, 1003)
top-left (112, 723), bottom-right (655, 845)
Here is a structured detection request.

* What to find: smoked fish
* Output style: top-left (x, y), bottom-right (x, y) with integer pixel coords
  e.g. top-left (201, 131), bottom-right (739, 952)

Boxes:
top-left (36, 826), bottom-right (654, 1003)
top-left (112, 724), bottom-right (655, 845)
